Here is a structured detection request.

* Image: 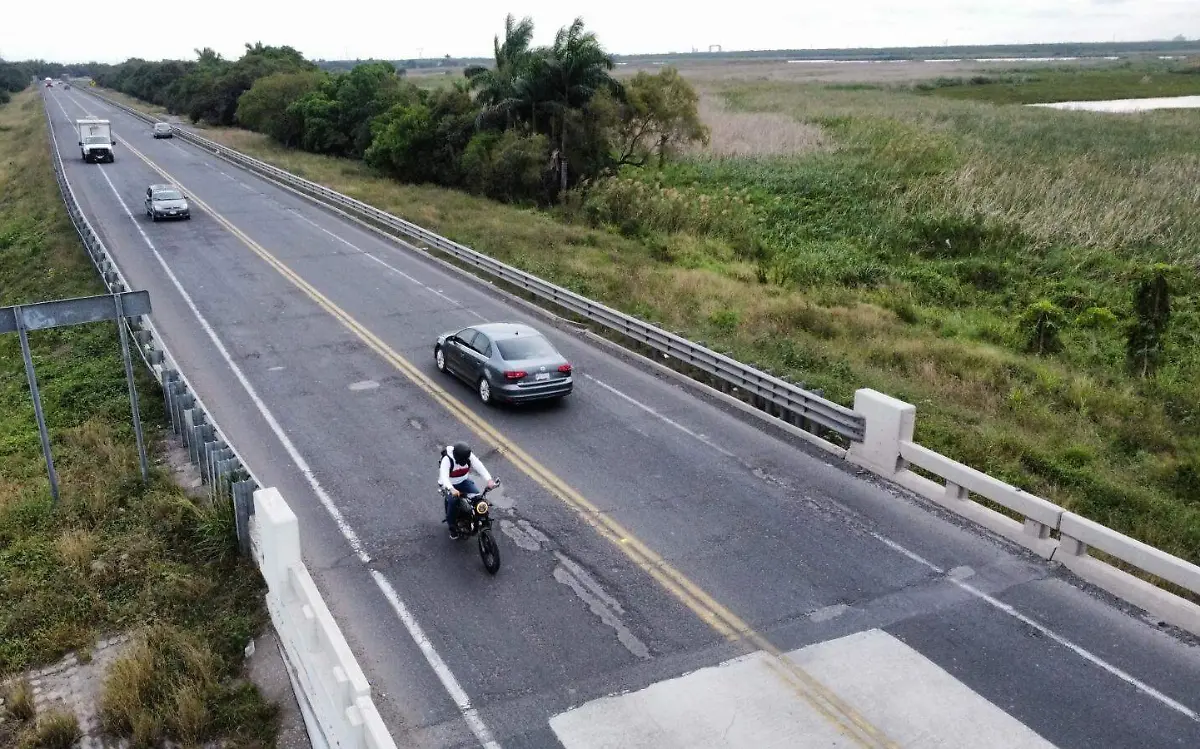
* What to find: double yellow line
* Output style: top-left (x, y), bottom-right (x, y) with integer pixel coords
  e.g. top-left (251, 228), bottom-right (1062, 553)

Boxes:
top-left (116, 134), bottom-right (897, 748)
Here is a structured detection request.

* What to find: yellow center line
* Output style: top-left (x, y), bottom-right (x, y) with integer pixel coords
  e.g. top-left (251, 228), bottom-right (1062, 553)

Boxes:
top-left (115, 133), bottom-right (897, 748)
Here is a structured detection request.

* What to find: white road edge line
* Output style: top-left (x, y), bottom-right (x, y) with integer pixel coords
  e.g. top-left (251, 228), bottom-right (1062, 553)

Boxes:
top-left (583, 374), bottom-right (735, 457)
top-left (372, 572), bottom-right (502, 749)
top-left (55, 92), bottom-right (505, 747)
top-left (868, 532), bottom-right (1198, 721)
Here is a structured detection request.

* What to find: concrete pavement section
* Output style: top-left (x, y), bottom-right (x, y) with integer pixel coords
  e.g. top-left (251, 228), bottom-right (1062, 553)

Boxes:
top-left (550, 629), bottom-right (1057, 748)
top-left (42, 86), bottom-right (1200, 749)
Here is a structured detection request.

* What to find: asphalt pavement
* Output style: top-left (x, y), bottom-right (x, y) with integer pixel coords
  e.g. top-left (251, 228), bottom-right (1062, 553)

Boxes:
top-left (42, 86), bottom-right (1200, 748)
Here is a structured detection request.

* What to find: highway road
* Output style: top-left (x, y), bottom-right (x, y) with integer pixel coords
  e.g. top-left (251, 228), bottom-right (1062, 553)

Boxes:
top-left (43, 86), bottom-right (1200, 748)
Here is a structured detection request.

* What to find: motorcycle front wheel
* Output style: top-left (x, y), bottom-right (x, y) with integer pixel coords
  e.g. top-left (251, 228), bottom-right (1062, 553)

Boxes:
top-left (479, 529), bottom-right (501, 575)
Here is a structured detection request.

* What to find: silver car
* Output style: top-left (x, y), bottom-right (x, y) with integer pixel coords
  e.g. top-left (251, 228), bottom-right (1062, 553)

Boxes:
top-left (144, 184), bottom-right (191, 221)
top-left (435, 322), bottom-right (574, 404)
top-left (152, 122), bottom-right (173, 139)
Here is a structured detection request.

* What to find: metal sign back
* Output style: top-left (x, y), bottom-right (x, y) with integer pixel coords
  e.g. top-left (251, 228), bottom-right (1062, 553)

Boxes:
top-left (1, 290), bottom-right (153, 503)
top-left (0, 290), bottom-right (151, 334)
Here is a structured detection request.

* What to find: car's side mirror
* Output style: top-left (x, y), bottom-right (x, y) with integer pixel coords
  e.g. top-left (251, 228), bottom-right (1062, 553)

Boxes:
top-left (77, 141), bottom-right (82, 146)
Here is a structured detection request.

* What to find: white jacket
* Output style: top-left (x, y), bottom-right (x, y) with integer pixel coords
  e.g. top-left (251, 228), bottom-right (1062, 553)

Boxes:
top-left (438, 445), bottom-right (492, 492)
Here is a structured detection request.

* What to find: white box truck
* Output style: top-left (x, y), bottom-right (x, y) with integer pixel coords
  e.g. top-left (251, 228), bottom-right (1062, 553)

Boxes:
top-left (76, 119), bottom-right (115, 163)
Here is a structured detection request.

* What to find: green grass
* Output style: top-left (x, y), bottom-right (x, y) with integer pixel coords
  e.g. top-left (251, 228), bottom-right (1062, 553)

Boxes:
top-left (0, 90), bottom-right (277, 747)
top-left (914, 62), bottom-right (1200, 104)
top-left (95, 71), bottom-right (1200, 575)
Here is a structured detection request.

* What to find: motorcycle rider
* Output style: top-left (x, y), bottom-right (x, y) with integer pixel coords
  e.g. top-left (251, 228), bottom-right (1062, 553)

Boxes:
top-left (438, 441), bottom-right (495, 539)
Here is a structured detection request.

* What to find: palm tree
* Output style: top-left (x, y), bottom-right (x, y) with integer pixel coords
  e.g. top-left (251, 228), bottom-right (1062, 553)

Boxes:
top-left (532, 18), bottom-right (618, 192)
top-left (466, 14), bottom-right (536, 128)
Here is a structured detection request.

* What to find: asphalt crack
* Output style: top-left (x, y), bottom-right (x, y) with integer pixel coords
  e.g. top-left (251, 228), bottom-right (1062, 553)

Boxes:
top-left (498, 517), bottom-right (651, 660)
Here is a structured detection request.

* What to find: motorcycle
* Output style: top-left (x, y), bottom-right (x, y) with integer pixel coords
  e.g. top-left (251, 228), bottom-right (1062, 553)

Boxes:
top-left (443, 478), bottom-right (501, 574)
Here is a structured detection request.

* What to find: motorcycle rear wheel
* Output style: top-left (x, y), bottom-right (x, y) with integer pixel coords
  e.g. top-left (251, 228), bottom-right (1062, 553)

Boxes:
top-left (479, 529), bottom-right (500, 575)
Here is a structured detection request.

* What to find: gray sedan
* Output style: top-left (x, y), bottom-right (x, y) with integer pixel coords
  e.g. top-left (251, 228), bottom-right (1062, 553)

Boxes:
top-left (434, 322), bottom-right (573, 404)
top-left (144, 184), bottom-right (190, 221)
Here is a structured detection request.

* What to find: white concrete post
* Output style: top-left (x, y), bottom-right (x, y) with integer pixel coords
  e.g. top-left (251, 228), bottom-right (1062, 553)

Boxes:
top-left (253, 487), bottom-right (301, 594)
top-left (847, 389), bottom-right (916, 477)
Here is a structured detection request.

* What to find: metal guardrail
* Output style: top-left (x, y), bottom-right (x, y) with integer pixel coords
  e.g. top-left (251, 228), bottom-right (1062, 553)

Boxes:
top-left (40, 89), bottom-right (260, 549)
top-left (84, 88), bottom-right (867, 443)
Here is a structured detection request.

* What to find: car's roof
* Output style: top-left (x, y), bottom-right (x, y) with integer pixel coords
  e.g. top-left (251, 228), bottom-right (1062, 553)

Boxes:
top-left (470, 322), bottom-right (543, 340)
top-left (149, 183), bottom-right (174, 190)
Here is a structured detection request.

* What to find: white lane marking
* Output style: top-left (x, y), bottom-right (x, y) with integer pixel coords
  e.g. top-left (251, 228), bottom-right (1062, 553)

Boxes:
top-left (90, 163), bottom-right (372, 564)
top-left (372, 571), bottom-right (502, 749)
top-left (868, 532), bottom-right (1198, 721)
top-left (206, 163), bottom-right (257, 192)
top-left (583, 374), bottom-right (734, 457)
top-left (67, 99), bottom-right (505, 744)
top-left (871, 533), bottom-right (944, 572)
top-left (49, 91), bottom-right (76, 121)
top-left (165, 140), bottom-right (191, 157)
top-left (289, 210), bottom-right (486, 319)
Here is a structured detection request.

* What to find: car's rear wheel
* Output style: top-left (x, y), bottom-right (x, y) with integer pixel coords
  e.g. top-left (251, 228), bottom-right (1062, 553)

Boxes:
top-left (435, 347), bottom-right (446, 373)
top-left (478, 378), bottom-right (492, 405)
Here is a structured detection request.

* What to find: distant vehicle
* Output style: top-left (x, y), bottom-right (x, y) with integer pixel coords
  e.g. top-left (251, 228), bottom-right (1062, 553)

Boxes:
top-left (76, 119), bottom-right (114, 163)
top-left (44, 77), bottom-right (53, 88)
top-left (144, 184), bottom-right (191, 221)
top-left (434, 322), bottom-right (573, 404)
top-left (152, 122), bottom-right (173, 139)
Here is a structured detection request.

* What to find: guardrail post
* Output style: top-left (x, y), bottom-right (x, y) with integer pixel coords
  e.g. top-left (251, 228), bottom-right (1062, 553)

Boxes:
top-left (846, 389), bottom-right (914, 477)
top-left (945, 480), bottom-right (968, 502)
top-left (1023, 517), bottom-right (1053, 541)
top-left (1058, 532), bottom-right (1088, 557)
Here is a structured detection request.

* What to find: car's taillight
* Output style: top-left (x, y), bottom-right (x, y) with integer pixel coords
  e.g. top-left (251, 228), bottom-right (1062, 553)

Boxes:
top-left (558, 363), bottom-right (573, 373)
top-left (504, 371), bottom-right (526, 380)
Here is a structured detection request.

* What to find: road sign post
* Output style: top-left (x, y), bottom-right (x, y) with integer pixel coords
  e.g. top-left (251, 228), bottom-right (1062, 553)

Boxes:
top-left (1, 290), bottom-right (153, 504)
top-left (15, 307), bottom-right (60, 503)
top-left (114, 293), bottom-right (149, 481)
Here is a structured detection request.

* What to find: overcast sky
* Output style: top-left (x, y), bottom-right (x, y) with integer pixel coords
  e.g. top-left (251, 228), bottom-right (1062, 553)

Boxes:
top-left (4, 0), bottom-right (1197, 64)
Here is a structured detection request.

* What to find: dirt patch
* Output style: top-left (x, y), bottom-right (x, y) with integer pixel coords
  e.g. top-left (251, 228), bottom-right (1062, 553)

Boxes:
top-left (17, 636), bottom-right (132, 749)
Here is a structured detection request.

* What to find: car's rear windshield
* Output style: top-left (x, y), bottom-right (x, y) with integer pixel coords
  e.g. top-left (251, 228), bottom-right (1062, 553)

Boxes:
top-left (154, 190), bottom-right (182, 200)
top-left (496, 335), bottom-right (556, 360)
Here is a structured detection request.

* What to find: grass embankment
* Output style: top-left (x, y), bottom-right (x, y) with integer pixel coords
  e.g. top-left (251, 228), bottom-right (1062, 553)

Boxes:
top-left (0, 90), bottom-right (276, 747)
top-left (95, 68), bottom-right (1200, 572)
top-left (915, 62), bottom-right (1200, 104)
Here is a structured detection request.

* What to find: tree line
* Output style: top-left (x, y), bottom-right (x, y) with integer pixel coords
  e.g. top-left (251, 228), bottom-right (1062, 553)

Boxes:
top-left (0, 58), bottom-right (114, 103)
top-left (92, 16), bottom-right (708, 204)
